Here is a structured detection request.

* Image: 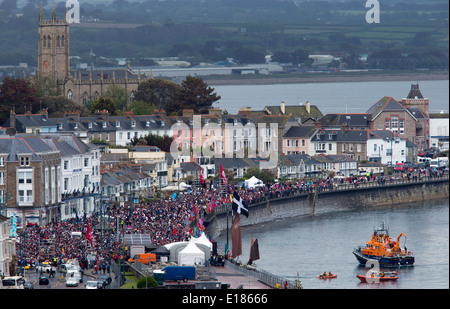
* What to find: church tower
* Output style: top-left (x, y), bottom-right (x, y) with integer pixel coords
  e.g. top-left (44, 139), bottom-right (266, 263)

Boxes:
top-left (38, 5), bottom-right (70, 82)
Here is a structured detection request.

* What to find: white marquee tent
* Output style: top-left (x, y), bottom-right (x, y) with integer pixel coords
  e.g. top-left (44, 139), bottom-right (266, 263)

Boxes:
top-left (245, 176), bottom-right (263, 188)
top-left (190, 232), bottom-right (212, 250)
top-left (177, 238), bottom-right (205, 266)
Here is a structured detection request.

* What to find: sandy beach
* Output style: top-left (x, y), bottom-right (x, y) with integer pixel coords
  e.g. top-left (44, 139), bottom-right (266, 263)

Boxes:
top-left (204, 71), bottom-right (449, 86)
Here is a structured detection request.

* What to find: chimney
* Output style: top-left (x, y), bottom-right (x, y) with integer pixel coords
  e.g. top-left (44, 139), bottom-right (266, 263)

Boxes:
top-left (10, 109), bottom-right (16, 129)
top-left (314, 121), bottom-right (322, 130)
top-left (280, 101), bottom-right (285, 114)
top-left (306, 101), bottom-right (311, 114)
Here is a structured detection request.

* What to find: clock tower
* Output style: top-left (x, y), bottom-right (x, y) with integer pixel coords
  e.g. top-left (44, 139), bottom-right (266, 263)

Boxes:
top-left (38, 5), bottom-right (70, 82)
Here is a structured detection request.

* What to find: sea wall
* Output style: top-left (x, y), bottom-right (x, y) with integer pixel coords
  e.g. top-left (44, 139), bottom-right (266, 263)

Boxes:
top-left (205, 178), bottom-right (449, 238)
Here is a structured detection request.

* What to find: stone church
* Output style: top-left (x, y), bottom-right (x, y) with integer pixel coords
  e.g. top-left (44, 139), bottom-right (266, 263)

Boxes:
top-left (37, 6), bottom-right (147, 105)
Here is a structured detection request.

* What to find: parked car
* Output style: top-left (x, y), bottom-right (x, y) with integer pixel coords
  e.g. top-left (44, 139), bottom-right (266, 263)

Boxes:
top-left (66, 277), bottom-right (79, 287)
top-left (98, 275), bottom-right (111, 288)
top-left (69, 271), bottom-right (83, 283)
top-left (85, 281), bottom-right (99, 289)
top-left (36, 262), bottom-right (52, 273)
top-left (39, 276), bottom-right (49, 285)
top-left (23, 281), bottom-right (34, 289)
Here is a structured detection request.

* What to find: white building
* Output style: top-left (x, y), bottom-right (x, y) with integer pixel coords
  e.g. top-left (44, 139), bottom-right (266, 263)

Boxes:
top-left (42, 135), bottom-right (101, 221)
top-left (429, 117), bottom-right (449, 151)
top-left (367, 131), bottom-right (407, 166)
top-left (0, 215), bottom-right (14, 277)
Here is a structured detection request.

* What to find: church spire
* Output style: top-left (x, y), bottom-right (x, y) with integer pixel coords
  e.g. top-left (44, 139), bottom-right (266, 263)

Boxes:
top-left (51, 2), bottom-right (56, 21)
top-left (38, 4), bottom-right (43, 23)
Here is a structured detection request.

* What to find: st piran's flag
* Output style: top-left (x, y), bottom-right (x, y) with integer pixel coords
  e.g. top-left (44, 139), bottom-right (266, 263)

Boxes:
top-left (232, 191), bottom-right (249, 218)
top-left (231, 213), bottom-right (242, 257)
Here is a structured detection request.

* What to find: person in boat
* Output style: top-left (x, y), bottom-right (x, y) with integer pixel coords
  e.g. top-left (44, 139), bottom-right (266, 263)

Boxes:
top-left (381, 272), bottom-right (385, 277)
top-left (328, 272), bottom-right (333, 276)
top-left (323, 271), bottom-right (327, 277)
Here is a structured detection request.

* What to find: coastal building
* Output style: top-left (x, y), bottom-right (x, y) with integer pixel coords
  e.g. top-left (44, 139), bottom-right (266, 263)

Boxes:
top-left (367, 84), bottom-right (430, 152)
top-left (366, 130), bottom-right (408, 166)
top-left (0, 214), bottom-right (15, 277)
top-left (282, 125), bottom-right (318, 155)
top-left (429, 113), bottom-right (449, 151)
top-left (1, 135), bottom-right (61, 226)
top-left (36, 6), bottom-right (146, 106)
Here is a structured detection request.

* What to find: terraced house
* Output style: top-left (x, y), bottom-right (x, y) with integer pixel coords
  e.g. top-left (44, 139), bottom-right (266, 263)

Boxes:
top-left (0, 134), bottom-right (100, 226)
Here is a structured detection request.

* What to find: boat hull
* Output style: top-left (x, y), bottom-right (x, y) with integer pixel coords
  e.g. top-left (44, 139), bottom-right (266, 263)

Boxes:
top-left (356, 274), bottom-right (398, 283)
top-left (318, 274), bottom-right (337, 279)
top-left (353, 250), bottom-right (414, 268)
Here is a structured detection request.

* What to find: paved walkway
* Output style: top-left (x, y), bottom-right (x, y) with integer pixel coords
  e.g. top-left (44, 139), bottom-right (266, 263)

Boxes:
top-left (213, 265), bottom-right (272, 289)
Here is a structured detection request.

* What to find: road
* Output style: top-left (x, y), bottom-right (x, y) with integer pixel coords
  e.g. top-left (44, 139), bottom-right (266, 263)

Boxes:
top-left (24, 268), bottom-right (100, 290)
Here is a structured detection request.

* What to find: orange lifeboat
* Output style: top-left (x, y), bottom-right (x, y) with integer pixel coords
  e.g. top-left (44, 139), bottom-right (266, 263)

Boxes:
top-left (353, 221), bottom-right (414, 267)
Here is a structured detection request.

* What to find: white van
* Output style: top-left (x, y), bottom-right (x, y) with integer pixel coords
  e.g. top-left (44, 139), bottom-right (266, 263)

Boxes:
top-left (1, 276), bottom-right (25, 289)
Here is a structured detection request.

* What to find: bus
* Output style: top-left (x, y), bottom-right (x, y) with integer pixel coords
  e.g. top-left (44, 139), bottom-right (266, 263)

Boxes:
top-left (1, 276), bottom-right (25, 289)
top-left (430, 157), bottom-right (449, 169)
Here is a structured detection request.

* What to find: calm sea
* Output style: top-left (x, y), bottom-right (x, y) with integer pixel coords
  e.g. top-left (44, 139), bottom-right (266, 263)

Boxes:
top-left (216, 199), bottom-right (449, 289)
top-left (211, 80), bottom-right (449, 115)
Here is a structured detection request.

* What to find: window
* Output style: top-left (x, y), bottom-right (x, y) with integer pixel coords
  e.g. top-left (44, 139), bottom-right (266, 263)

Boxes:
top-left (82, 92), bottom-right (88, 104)
top-left (18, 190), bottom-right (33, 203)
top-left (84, 158), bottom-right (89, 167)
top-left (67, 90), bottom-right (73, 100)
top-left (399, 119), bottom-right (404, 134)
top-left (20, 157), bottom-right (30, 166)
top-left (131, 121), bottom-right (136, 127)
top-left (391, 116), bottom-right (398, 132)
top-left (0, 157), bottom-right (3, 166)
top-left (385, 119), bottom-right (390, 130)
top-left (0, 172), bottom-right (4, 185)
top-left (64, 178), bottom-right (69, 191)
top-left (64, 160), bottom-right (69, 170)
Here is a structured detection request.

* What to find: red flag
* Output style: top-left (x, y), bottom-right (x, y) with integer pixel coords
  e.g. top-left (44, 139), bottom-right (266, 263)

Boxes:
top-left (86, 220), bottom-right (93, 247)
top-left (220, 164), bottom-right (227, 186)
top-left (200, 166), bottom-right (205, 185)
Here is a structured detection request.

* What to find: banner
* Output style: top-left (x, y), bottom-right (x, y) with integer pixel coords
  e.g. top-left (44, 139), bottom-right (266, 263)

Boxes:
top-left (231, 213), bottom-right (242, 257)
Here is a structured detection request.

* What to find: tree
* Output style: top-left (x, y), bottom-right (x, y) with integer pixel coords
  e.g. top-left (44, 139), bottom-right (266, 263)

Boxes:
top-left (169, 75), bottom-right (220, 115)
top-left (41, 96), bottom-right (90, 117)
top-left (0, 77), bottom-right (39, 124)
top-left (134, 78), bottom-right (182, 110)
top-left (244, 166), bottom-right (275, 184)
top-left (128, 100), bottom-right (154, 115)
top-left (89, 97), bottom-right (117, 115)
top-left (131, 134), bottom-right (174, 153)
top-left (136, 276), bottom-right (158, 288)
top-left (104, 85), bottom-right (128, 112)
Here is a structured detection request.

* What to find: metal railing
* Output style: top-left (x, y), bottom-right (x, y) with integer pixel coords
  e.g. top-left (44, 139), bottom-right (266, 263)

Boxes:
top-left (212, 173), bottom-right (449, 216)
top-left (224, 260), bottom-right (302, 289)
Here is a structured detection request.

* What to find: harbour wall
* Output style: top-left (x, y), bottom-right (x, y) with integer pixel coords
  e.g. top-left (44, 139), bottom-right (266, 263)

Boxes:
top-left (205, 178), bottom-right (449, 238)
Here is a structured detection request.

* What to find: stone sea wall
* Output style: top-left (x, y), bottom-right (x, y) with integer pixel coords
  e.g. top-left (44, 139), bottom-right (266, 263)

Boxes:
top-left (205, 178), bottom-right (449, 238)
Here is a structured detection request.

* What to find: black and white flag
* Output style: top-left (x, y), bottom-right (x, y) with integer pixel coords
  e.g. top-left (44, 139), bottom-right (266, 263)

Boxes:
top-left (232, 191), bottom-right (249, 218)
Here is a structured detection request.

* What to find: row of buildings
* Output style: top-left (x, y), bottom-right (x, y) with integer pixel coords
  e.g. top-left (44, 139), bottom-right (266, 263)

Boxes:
top-left (0, 84), bottom-right (447, 228)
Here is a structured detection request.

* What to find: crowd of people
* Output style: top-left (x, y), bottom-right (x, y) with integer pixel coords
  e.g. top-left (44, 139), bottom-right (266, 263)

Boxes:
top-left (15, 166), bottom-right (447, 270)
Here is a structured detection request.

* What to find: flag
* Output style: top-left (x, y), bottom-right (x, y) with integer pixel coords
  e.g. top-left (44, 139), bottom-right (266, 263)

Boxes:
top-left (248, 238), bottom-right (260, 265)
top-left (232, 191), bottom-right (249, 218)
top-left (200, 166), bottom-right (205, 185)
top-left (220, 164), bottom-right (227, 186)
top-left (86, 219), bottom-right (93, 247)
top-left (231, 213), bottom-right (242, 257)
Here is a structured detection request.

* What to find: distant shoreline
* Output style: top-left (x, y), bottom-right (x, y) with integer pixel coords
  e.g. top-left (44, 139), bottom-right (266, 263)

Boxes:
top-left (204, 71), bottom-right (449, 86)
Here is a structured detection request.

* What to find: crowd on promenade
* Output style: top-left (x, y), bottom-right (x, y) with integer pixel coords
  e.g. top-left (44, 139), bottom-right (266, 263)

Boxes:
top-left (15, 166), bottom-right (447, 270)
